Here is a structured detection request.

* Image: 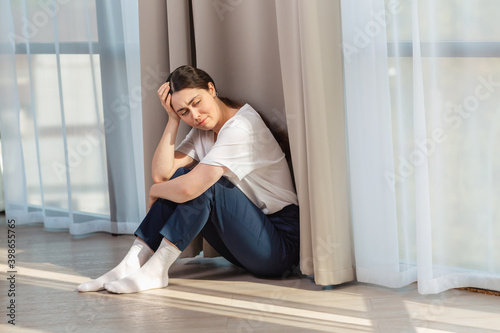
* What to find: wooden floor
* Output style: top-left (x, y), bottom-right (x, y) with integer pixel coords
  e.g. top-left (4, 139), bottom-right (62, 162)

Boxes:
top-left (1, 215), bottom-right (499, 333)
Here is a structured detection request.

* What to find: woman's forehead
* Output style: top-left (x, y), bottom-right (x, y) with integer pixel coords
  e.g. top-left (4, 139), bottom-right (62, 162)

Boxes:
top-left (171, 88), bottom-right (203, 106)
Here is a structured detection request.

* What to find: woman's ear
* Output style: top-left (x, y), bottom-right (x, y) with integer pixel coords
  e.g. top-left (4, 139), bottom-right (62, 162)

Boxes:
top-left (208, 82), bottom-right (217, 97)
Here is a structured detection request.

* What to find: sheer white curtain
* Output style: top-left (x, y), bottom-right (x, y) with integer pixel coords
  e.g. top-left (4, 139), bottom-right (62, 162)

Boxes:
top-left (342, 0), bottom-right (500, 293)
top-left (0, 0), bottom-right (145, 235)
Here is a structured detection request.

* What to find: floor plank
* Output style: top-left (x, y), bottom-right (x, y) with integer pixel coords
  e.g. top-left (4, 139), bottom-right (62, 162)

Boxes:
top-left (1, 216), bottom-right (499, 333)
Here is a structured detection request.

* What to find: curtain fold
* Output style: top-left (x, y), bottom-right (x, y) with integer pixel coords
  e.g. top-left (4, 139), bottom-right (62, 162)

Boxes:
top-left (165, 0), bottom-right (196, 148)
top-left (94, 0), bottom-right (144, 233)
top-left (340, 0), bottom-right (413, 288)
top-left (341, 0), bottom-right (500, 293)
top-left (275, 0), bottom-right (355, 285)
top-left (1, 1), bottom-right (28, 220)
top-left (1, 0), bottom-right (144, 235)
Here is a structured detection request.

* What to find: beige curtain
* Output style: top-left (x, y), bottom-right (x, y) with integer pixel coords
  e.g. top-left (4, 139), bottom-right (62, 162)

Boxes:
top-left (192, 1), bottom-right (287, 122)
top-left (275, 0), bottom-right (354, 285)
top-left (139, 0), bottom-right (354, 284)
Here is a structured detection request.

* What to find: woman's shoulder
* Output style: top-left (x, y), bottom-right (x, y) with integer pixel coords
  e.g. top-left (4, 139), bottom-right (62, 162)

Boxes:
top-left (237, 103), bottom-right (258, 116)
top-left (229, 104), bottom-right (267, 128)
top-left (220, 104), bottom-right (274, 139)
top-left (213, 106), bottom-right (256, 140)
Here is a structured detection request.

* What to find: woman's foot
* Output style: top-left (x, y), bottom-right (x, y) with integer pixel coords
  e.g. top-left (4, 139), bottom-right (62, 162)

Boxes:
top-left (104, 239), bottom-right (181, 294)
top-left (77, 238), bottom-right (153, 292)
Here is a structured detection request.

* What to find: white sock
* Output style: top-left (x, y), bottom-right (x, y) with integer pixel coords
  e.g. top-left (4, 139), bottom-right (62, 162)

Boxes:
top-left (104, 238), bottom-right (181, 294)
top-left (77, 238), bottom-right (153, 292)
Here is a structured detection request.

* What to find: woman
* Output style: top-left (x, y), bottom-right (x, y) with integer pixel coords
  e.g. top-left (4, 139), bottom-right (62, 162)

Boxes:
top-left (77, 65), bottom-right (299, 294)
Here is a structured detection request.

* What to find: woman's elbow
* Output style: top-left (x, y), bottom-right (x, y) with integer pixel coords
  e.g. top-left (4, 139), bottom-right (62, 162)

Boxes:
top-left (152, 168), bottom-right (173, 183)
top-left (152, 175), bottom-right (169, 184)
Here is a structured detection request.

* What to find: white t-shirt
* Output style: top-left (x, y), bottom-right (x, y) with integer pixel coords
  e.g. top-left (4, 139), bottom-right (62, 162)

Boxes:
top-left (176, 104), bottom-right (298, 214)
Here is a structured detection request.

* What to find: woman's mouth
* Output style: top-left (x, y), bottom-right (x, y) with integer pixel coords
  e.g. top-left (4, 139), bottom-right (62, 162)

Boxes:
top-left (198, 118), bottom-right (208, 126)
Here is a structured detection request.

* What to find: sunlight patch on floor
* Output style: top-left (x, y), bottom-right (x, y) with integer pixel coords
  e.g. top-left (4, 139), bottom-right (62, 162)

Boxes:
top-left (0, 264), bottom-right (88, 284)
top-left (2, 264), bottom-right (377, 332)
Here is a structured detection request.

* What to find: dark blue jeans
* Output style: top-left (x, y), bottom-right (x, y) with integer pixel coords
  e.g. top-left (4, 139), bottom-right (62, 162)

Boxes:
top-left (135, 168), bottom-right (300, 277)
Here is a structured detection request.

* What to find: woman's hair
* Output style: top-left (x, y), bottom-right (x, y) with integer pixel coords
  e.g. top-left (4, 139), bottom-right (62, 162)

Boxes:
top-left (166, 65), bottom-right (242, 109)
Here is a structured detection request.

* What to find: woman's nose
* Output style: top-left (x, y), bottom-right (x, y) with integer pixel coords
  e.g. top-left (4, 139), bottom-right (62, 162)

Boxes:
top-left (191, 109), bottom-right (201, 119)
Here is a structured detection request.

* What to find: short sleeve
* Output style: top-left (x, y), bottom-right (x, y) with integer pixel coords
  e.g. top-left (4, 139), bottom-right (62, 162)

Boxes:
top-left (175, 128), bottom-right (199, 161)
top-left (200, 127), bottom-right (256, 180)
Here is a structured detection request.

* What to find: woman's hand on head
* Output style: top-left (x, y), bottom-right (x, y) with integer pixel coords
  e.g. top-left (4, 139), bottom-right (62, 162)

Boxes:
top-left (158, 82), bottom-right (180, 122)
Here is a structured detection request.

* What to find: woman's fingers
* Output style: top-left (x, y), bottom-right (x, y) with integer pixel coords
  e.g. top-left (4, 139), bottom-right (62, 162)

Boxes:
top-left (166, 96), bottom-right (180, 121)
top-left (166, 89), bottom-right (172, 107)
top-left (157, 82), bottom-right (180, 121)
top-left (157, 82), bottom-right (170, 103)
top-left (157, 83), bottom-right (169, 106)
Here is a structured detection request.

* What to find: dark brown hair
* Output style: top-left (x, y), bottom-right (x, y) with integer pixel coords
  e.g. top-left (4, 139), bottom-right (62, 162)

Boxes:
top-left (166, 65), bottom-right (242, 109)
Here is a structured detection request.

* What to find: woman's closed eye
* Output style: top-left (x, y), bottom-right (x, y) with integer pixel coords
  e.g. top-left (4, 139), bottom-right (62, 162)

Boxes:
top-left (179, 99), bottom-right (201, 116)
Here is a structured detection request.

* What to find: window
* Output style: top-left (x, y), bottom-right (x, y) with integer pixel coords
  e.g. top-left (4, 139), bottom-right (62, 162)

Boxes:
top-left (11, 0), bottom-right (109, 218)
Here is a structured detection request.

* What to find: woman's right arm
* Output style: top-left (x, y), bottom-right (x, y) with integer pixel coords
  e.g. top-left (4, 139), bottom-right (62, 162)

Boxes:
top-left (152, 83), bottom-right (195, 183)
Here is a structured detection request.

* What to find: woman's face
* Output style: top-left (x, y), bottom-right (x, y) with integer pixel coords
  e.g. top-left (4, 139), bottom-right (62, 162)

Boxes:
top-left (170, 84), bottom-right (219, 130)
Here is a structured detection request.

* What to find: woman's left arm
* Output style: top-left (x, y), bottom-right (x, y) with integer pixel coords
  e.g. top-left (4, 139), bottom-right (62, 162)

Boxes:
top-left (148, 163), bottom-right (227, 207)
